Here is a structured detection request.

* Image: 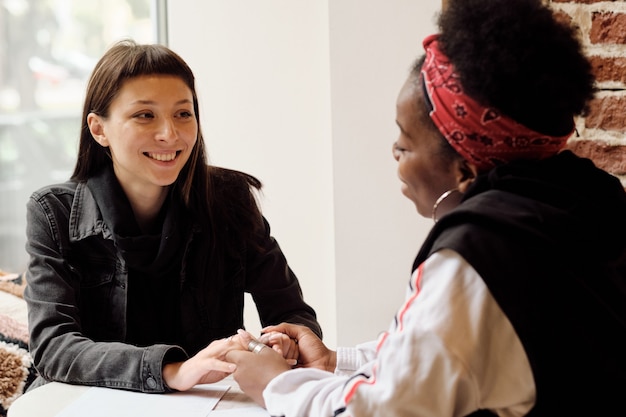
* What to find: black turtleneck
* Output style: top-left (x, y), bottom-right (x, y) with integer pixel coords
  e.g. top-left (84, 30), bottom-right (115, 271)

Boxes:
top-left (87, 167), bottom-right (188, 347)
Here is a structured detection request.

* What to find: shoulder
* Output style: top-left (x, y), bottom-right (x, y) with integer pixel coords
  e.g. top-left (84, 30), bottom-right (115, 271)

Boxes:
top-left (26, 180), bottom-right (99, 237)
top-left (28, 180), bottom-right (80, 210)
top-left (416, 249), bottom-right (489, 305)
top-left (205, 166), bottom-right (265, 237)
top-left (210, 166), bottom-right (262, 191)
top-left (209, 166), bottom-right (262, 207)
top-left (30, 180), bottom-right (79, 199)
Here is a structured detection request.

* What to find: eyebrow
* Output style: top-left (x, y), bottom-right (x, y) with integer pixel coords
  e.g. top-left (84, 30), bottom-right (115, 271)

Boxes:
top-left (131, 99), bottom-right (193, 106)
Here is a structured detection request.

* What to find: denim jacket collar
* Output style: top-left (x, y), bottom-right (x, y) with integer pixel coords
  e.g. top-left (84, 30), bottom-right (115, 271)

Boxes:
top-left (69, 181), bottom-right (114, 242)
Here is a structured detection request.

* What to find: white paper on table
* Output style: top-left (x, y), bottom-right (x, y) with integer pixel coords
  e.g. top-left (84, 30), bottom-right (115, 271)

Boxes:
top-left (211, 409), bottom-right (271, 416)
top-left (54, 384), bottom-right (230, 417)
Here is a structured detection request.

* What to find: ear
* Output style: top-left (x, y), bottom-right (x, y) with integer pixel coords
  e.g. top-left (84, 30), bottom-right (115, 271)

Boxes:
top-left (454, 158), bottom-right (479, 193)
top-left (87, 113), bottom-right (109, 147)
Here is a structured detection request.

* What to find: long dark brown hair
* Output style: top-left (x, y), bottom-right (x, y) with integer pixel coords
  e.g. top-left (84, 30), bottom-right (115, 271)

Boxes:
top-left (73, 39), bottom-right (263, 255)
top-left (73, 39), bottom-right (209, 204)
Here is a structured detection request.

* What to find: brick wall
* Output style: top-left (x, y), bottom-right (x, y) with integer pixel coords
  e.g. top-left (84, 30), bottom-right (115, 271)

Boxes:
top-left (550, 0), bottom-right (626, 187)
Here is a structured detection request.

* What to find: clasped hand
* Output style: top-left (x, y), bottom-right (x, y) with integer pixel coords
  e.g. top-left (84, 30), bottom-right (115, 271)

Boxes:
top-left (162, 332), bottom-right (242, 391)
top-left (226, 323), bottom-right (336, 407)
top-left (161, 329), bottom-right (277, 391)
top-left (163, 323), bottom-right (334, 408)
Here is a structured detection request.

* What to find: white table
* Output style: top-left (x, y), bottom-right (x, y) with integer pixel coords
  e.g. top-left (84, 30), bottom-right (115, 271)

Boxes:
top-left (9, 376), bottom-right (269, 416)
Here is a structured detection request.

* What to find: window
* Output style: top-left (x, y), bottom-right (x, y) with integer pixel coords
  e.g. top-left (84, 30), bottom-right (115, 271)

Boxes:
top-left (0, 0), bottom-right (166, 272)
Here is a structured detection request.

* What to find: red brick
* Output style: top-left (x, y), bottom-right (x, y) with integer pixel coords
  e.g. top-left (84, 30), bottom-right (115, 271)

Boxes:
top-left (585, 96), bottom-right (626, 132)
top-left (551, 0), bottom-right (604, 3)
top-left (567, 140), bottom-right (626, 175)
top-left (589, 56), bottom-right (626, 84)
top-left (552, 10), bottom-right (573, 26)
top-left (590, 12), bottom-right (626, 44)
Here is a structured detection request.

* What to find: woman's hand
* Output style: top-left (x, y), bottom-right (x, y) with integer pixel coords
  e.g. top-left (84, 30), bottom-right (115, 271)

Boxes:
top-left (261, 323), bottom-right (336, 372)
top-left (225, 330), bottom-right (293, 407)
top-left (162, 335), bottom-right (245, 391)
top-left (258, 331), bottom-right (299, 364)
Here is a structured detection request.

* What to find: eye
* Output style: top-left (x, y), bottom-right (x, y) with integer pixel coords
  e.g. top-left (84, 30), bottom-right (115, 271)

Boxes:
top-left (393, 143), bottom-right (406, 153)
top-left (134, 112), bottom-right (154, 119)
top-left (177, 110), bottom-right (194, 119)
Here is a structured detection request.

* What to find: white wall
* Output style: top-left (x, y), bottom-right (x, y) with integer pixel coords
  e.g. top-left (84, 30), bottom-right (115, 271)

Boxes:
top-left (327, 0), bottom-right (440, 346)
top-left (168, 0), bottom-right (440, 348)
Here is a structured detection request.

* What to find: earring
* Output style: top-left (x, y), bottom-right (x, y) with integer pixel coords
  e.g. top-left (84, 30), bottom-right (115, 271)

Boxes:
top-left (432, 188), bottom-right (462, 223)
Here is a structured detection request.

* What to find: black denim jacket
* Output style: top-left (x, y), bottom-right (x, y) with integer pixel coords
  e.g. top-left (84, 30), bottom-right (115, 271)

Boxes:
top-left (24, 171), bottom-right (321, 393)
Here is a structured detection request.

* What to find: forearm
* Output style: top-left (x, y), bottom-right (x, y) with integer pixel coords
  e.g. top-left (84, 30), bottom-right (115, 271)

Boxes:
top-left (24, 202), bottom-right (184, 392)
top-left (264, 368), bottom-right (349, 417)
top-left (26, 277), bottom-right (182, 392)
top-left (33, 332), bottom-right (176, 392)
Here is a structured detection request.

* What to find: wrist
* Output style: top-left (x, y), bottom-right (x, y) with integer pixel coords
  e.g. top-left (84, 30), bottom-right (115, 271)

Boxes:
top-left (162, 361), bottom-right (182, 391)
top-left (327, 351), bottom-right (337, 372)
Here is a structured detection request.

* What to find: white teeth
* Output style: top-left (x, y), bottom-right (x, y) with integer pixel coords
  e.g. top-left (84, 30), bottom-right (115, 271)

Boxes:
top-left (147, 152), bottom-right (176, 161)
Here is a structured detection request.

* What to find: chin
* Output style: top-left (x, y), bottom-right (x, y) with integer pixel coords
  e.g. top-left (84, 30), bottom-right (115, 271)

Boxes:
top-left (153, 176), bottom-right (179, 187)
top-left (411, 200), bottom-right (428, 218)
top-left (416, 206), bottom-right (429, 219)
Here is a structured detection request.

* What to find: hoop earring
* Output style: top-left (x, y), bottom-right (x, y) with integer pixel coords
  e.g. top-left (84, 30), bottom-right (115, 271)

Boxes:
top-left (432, 188), bottom-right (461, 223)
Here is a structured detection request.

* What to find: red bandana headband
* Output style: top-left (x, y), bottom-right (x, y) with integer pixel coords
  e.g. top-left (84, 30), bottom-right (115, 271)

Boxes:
top-left (421, 34), bottom-right (574, 172)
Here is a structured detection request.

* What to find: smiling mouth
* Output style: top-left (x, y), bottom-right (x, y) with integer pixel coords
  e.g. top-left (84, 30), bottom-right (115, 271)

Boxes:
top-left (145, 151), bottom-right (180, 162)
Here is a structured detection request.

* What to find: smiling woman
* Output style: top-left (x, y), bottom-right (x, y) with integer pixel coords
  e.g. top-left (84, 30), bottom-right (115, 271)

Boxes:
top-left (85, 74), bottom-right (199, 231)
top-left (22, 39), bottom-right (321, 396)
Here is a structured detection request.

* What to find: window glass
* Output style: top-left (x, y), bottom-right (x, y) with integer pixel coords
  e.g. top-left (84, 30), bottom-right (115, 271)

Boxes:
top-left (0, 0), bottom-right (164, 272)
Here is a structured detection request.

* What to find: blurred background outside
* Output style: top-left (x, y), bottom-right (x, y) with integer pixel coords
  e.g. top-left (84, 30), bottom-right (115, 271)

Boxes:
top-left (0, 0), bottom-right (163, 272)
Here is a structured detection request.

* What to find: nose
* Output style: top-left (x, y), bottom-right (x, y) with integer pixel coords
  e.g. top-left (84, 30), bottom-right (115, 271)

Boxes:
top-left (156, 117), bottom-right (177, 142)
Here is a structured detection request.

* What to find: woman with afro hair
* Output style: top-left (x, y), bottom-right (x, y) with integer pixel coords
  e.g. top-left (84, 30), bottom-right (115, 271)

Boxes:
top-left (225, 0), bottom-right (626, 415)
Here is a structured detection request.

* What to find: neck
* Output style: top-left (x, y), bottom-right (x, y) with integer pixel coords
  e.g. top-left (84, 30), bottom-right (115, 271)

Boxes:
top-left (124, 186), bottom-right (169, 233)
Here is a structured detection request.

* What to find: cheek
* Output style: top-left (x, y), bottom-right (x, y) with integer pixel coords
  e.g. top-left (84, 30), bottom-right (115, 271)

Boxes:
top-left (398, 154), bottom-right (423, 189)
top-left (399, 154), bottom-right (447, 205)
top-left (182, 125), bottom-right (199, 145)
top-left (108, 124), bottom-right (141, 149)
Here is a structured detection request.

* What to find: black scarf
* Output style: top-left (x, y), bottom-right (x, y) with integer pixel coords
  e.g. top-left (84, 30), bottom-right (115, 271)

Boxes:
top-left (87, 167), bottom-right (188, 346)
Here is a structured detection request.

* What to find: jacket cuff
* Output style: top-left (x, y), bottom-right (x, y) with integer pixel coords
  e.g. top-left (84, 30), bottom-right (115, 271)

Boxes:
top-left (335, 346), bottom-right (359, 376)
top-left (141, 344), bottom-right (188, 393)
